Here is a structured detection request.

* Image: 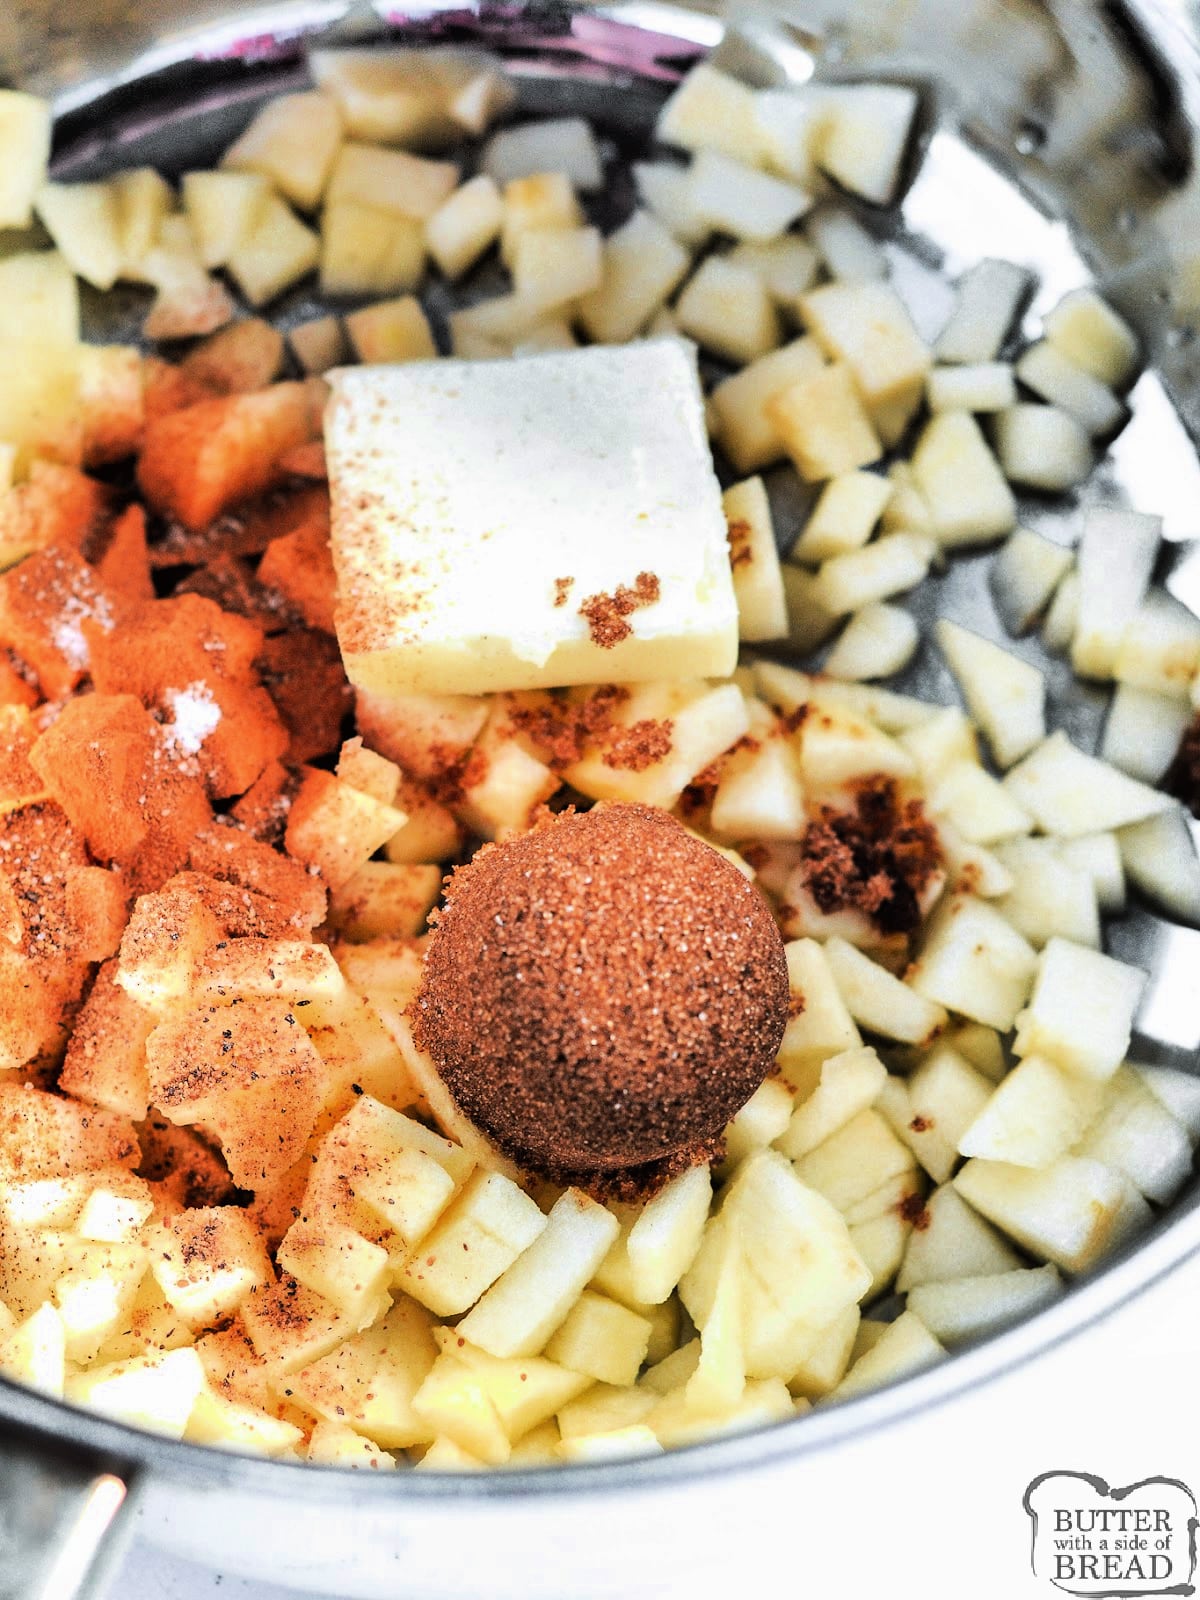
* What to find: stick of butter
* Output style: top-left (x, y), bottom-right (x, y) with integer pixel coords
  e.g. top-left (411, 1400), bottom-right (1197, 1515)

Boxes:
top-left (326, 340), bottom-right (739, 697)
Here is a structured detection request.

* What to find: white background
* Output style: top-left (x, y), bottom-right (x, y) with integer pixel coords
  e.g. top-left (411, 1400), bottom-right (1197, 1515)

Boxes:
top-left (107, 1257), bottom-right (1200, 1600)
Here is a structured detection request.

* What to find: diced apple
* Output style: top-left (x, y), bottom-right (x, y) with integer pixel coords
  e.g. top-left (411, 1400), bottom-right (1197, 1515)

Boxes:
top-left (959, 1054), bottom-right (1103, 1168)
top-left (993, 837), bottom-right (1100, 948)
top-left (1101, 683), bottom-right (1189, 785)
top-left (411, 1354), bottom-right (511, 1464)
top-left (1003, 731), bottom-right (1174, 837)
top-left (656, 65), bottom-right (764, 165)
top-left (789, 470), bottom-right (892, 565)
top-left (909, 893), bottom-right (1038, 1031)
top-left (1071, 506), bottom-right (1161, 681)
top-left (777, 1047), bottom-right (887, 1162)
top-left (722, 476), bottom-right (788, 643)
top-left (1115, 590), bottom-right (1200, 701)
top-left (1043, 287), bottom-right (1139, 388)
top-left (36, 182), bottom-right (122, 291)
top-left (935, 258), bottom-right (1029, 363)
top-left (425, 175), bottom-right (504, 279)
top-left (752, 87), bottom-right (823, 186)
top-left (823, 937), bottom-right (947, 1046)
top-left (722, 1081), bottom-right (794, 1170)
top-left (790, 697), bottom-right (916, 798)
top-left (930, 760), bottom-right (1034, 846)
top-left (483, 117), bottom-right (602, 192)
top-left (687, 150), bottom-right (810, 242)
top-left (1041, 569), bottom-right (1079, 654)
top-left (576, 209), bottom-right (690, 346)
top-left (320, 201), bottom-right (425, 297)
top-left (226, 193), bottom-right (320, 306)
top-left (934, 619), bottom-right (1044, 769)
top-left (684, 1216), bottom-right (746, 1415)
top-left (709, 337), bottom-right (826, 474)
top-left (66, 1346), bottom-right (206, 1438)
top-left (909, 411), bottom-right (1016, 548)
top-left (800, 282), bottom-right (930, 431)
top-left (456, 1189), bottom-right (619, 1359)
top-left (811, 534), bottom-right (931, 616)
top-left (566, 683), bottom-right (748, 812)
top-left (728, 236), bottom-right (819, 304)
top-left (223, 92), bottom-right (342, 211)
top-left (792, 1109), bottom-right (916, 1215)
top-left (812, 84), bottom-right (918, 205)
top-left (908, 1264), bottom-right (1061, 1346)
top-left (1138, 1064), bottom-right (1200, 1141)
top-left (897, 1183), bottom-right (1021, 1292)
top-left (1119, 807), bottom-right (1200, 924)
top-left (804, 207), bottom-right (888, 282)
top-left (308, 1420), bottom-right (397, 1469)
top-left (0, 92), bottom-right (52, 229)
top-left (395, 1170), bottom-right (546, 1317)
top-left (1012, 937), bottom-right (1145, 1082)
top-left (1058, 831), bottom-right (1126, 915)
top-left (345, 296), bottom-right (436, 365)
top-left (770, 362), bottom-right (882, 481)
top-left (832, 1310), bottom-right (943, 1399)
top-left (710, 735), bottom-right (806, 841)
top-left (954, 1155), bottom-right (1142, 1273)
top-left (926, 363), bottom-right (1015, 413)
top-left (994, 403), bottom-right (1093, 491)
top-left (989, 527), bottom-right (1073, 636)
top-left (1074, 1065), bottom-right (1193, 1204)
top-left (779, 939), bottom-right (865, 1092)
top-left (0, 1302), bottom-right (66, 1396)
top-left (824, 603), bottom-right (918, 681)
top-left (676, 257), bottom-right (780, 366)
top-left (434, 1331), bottom-right (589, 1444)
top-left (181, 170), bottom-right (270, 269)
top-left (1015, 342), bottom-right (1124, 435)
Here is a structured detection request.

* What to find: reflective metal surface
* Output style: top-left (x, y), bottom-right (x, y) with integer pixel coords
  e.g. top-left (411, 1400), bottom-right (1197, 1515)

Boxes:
top-left (3, 3), bottom-right (1200, 1596)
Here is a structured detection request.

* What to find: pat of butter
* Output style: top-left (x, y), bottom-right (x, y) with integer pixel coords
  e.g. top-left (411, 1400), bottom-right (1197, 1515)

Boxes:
top-left (326, 340), bottom-right (738, 696)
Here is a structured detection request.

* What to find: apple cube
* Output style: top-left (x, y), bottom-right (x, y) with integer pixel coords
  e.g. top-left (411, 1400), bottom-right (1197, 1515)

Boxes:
top-left (722, 1080), bottom-right (795, 1169)
top-left (622, 1163), bottom-right (712, 1306)
top-left (849, 1207), bottom-right (910, 1300)
top-left (1043, 287), bottom-right (1139, 387)
top-left (544, 1290), bottom-right (652, 1388)
top-left (676, 257), bottom-right (781, 366)
top-left (275, 1218), bottom-right (390, 1324)
top-left (709, 337), bottom-right (826, 474)
top-left (710, 734), bottom-right (807, 841)
top-left (433, 1332), bottom-right (590, 1444)
top-left (769, 362), bottom-right (881, 481)
top-left (908, 893), bottom-right (1038, 1031)
top-left (990, 527), bottom-right (1073, 636)
top-left (181, 170), bottom-right (270, 269)
top-left (410, 1356), bottom-right (511, 1464)
top-left (926, 363), bottom-right (1016, 413)
top-left (1113, 590), bottom-right (1200, 701)
top-left (66, 1346), bottom-right (206, 1438)
top-left (752, 87), bottom-right (823, 186)
top-left (958, 1054), bottom-right (1103, 1169)
top-left (395, 1170), bottom-right (546, 1318)
top-left (1071, 506), bottom-right (1161, 680)
top-left (0, 92), bottom-right (52, 228)
top-left (935, 258), bottom-right (1029, 363)
top-left (501, 173), bottom-right (584, 265)
top-left (644, 1377), bottom-right (795, 1449)
top-left (823, 937), bottom-right (947, 1046)
top-left (455, 1189), bottom-right (619, 1359)
top-left (897, 1183), bottom-right (1021, 1292)
top-left (632, 162), bottom-right (708, 246)
top-left (512, 224), bottom-right (602, 311)
top-left (426, 175), bottom-right (504, 279)
top-left (908, 411), bottom-right (1016, 548)
top-left (1059, 832), bottom-right (1125, 915)
top-left (53, 1241), bottom-right (150, 1364)
top-left (804, 207), bottom-right (888, 282)
top-left (1074, 1065), bottom-right (1193, 1205)
top-left (687, 149), bottom-right (811, 242)
top-left (289, 315), bottom-right (347, 376)
top-left (812, 83), bottom-right (917, 204)
top-left (223, 92), bottom-right (342, 211)
top-left (791, 1109), bottom-right (916, 1214)
top-left (907, 1264), bottom-right (1061, 1346)
top-left (934, 619), bottom-right (1045, 769)
top-left (954, 1155), bottom-right (1143, 1274)
top-left (930, 759), bottom-right (1033, 846)
top-left (1014, 342), bottom-right (1124, 435)
top-left (225, 193), bottom-right (320, 306)
top-left (319, 202), bottom-right (425, 297)
top-left (151, 1207), bottom-right (272, 1328)
top-left (36, 181), bottom-right (123, 291)
top-left (832, 1310), bottom-right (943, 1399)
top-left (1012, 937), bottom-right (1145, 1082)
top-left (824, 603), bottom-right (918, 681)
top-left (993, 838), bottom-right (1100, 949)
top-left (811, 533), bottom-right (931, 618)
top-left (781, 564), bottom-right (841, 654)
top-left (1138, 1064), bottom-right (1200, 1141)
top-left (241, 1274), bottom-right (388, 1377)
top-left (776, 938), bottom-right (863, 1092)
top-left (789, 470), bottom-right (892, 565)
top-left (186, 1388), bottom-right (304, 1456)
top-left (800, 282), bottom-right (931, 427)
top-left (994, 403), bottom-right (1092, 491)
top-left (1101, 683), bottom-right (1189, 785)
top-left (557, 1425), bottom-right (662, 1462)
top-left (307, 1420), bottom-right (396, 1469)
top-left (345, 296), bottom-right (436, 365)
top-left (1119, 807), bottom-right (1200, 925)
top-left (482, 117), bottom-right (602, 192)
top-left (728, 236), bottom-right (819, 304)
top-left (685, 1216), bottom-right (746, 1415)
top-left (656, 64), bottom-right (764, 165)
top-left (0, 1302), bottom-right (66, 1396)
top-left (723, 476), bottom-right (788, 643)
top-left (1003, 730), bottom-right (1173, 837)
top-left (286, 1299), bottom-right (437, 1450)
top-left (285, 768), bottom-right (408, 894)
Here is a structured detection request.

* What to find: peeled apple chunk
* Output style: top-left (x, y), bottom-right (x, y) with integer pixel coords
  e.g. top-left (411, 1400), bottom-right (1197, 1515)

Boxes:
top-left (934, 619), bottom-right (1045, 768)
top-left (1003, 731), bottom-right (1173, 837)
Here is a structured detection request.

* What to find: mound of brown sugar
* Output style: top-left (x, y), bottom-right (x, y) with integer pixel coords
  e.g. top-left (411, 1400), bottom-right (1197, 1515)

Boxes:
top-left (412, 802), bottom-right (789, 1196)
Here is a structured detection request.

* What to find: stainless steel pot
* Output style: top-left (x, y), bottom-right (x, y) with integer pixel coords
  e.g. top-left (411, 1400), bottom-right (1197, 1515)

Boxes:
top-left (4, 3), bottom-right (1200, 1596)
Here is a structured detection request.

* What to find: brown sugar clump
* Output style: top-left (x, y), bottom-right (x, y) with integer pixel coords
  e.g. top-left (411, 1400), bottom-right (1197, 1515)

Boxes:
top-left (578, 571), bottom-right (661, 649)
top-left (799, 776), bottom-right (942, 936)
top-left (412, 803), bottom-right (789, 1194)
top-left (257, 628), bottom-right (354, 766)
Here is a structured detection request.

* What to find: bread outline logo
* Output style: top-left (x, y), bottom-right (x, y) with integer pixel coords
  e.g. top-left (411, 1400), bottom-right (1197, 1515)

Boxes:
top-left (1024, 1472), bottom-right (1198, 1596)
